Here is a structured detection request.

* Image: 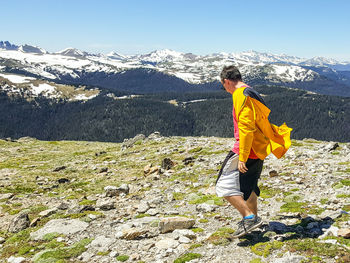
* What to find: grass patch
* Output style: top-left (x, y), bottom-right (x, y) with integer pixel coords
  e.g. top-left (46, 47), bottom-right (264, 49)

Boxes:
top-left (285, 238), bottom-right (350, 261)
top-left (207, 227), bottom-right (235, 246)
top-left (189, 243), bottom-right (203, 250)
top-left (174, 253), bottom-right (202, 263)
top-left (188, 194), bottom-right (224, 206)
top-left (32, 238), bottom-right (93, 262)
top-left (173, 192), bottom-right (185, 200)
top-left (259, 185), bottom-right (280, 199)
top-left (191, 227), bottom-right (204, 233)
top-left (280, 201), bottom-right (324, 215)
top-left (336, 194), bottom-right (350, 198)
top-left (251, 241), bottom-right (283, 257)
top-left (116, 255), bottom-right (129, 262)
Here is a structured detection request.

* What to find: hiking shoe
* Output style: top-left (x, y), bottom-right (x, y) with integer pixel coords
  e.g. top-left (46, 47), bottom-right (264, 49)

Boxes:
top-left (232, 216), bottom-right (263, 238)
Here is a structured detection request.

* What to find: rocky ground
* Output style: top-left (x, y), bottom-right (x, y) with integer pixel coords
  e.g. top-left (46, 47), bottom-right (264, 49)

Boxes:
top-left (0, 133), bottom-right (349, 263)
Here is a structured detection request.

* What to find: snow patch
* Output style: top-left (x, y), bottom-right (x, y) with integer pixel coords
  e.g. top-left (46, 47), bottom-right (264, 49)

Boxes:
top-left (0, 73), bottom-right (36, 84)
top-left (30, 83), bottom-right (56, 95)
top-left (72, 93), bottom-right (99, 101)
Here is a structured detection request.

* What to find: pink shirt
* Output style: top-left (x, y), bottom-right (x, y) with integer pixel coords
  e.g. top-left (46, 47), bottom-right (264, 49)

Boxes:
top-left (232, 87), bottom-right (258, 159)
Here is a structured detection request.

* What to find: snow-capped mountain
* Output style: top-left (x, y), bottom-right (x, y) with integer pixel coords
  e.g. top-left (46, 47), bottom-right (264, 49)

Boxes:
top-left (1, 41), bottom-right (350, 96)
top-left (18, 44), bottom-right (48, 54)
top-left (0, 72), bottom-right (100, 101)
top-left (56, 48), bottom-right (89, 57)
top-left (0, 41), bottom-right (18, 50)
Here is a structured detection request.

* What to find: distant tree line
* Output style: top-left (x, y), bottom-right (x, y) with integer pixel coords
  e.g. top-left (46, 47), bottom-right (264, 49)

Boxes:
top-left (0, 85), bottom-right (350, 142)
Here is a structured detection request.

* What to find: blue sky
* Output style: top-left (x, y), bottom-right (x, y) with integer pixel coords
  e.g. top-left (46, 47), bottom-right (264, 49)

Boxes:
top-left (1, 0), bottom-right (350, 60)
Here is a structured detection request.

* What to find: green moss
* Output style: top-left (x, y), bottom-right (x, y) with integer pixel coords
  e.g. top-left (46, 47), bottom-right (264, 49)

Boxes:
top-left (97, 251), bottom-right (110, 256)
top-left (259, 185), bottom-right (280, 199)
top-left (173, 192), bottom-right (185, 200)
top-left (116, 255), bottom-right (129, 262)
top-left (42, 232), bottom-right (61, 242)
top-left (198, 218), bottom-right (209, 223)
top-left (343, 205), bottom-right (350, 212)
top-left (189, 243), bottom-right (203, 250)
top-left (336, 194), bottom-right (350, 198)
top-left (340, 179), bottom-right (350, 186)
top-left (280, 201), bottom-right (324, 215)
top-left (188, 147), bottom-right (202, 153)
top-left (251, 241), bottom-right (283, 257)
top-left (320, 198), bottom-right (328, 205)
top-left (173, 253), bottom-right (202, 263)
top-left (78, 199), bottom-right (96, 206)
top-left (207, 227), bottom-right (235, 245)
top-left (191, 227), bottom-right (204, 233)
top-left (280, 201), bottom-right (306, 213)
top-left (250, 259), bottom-right (262, 263)
top-left (188, 194), bottom-right (224, 206)
top-left (33, 238), bottom-right (93, 263)
top-left (285, 238), bottom-right (349, 259)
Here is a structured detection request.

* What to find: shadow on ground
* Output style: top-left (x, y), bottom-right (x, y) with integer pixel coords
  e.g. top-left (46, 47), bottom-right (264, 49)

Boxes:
top-left (235, 214), bottom-right (337, 247)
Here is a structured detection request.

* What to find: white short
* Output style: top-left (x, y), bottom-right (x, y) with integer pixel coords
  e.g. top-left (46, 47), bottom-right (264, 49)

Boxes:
top-left (215, 153), bottom-right (244, 198)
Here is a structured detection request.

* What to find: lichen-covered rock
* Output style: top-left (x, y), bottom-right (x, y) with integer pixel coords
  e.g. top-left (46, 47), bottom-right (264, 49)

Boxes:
top-left (30, 219), bottom-right (89, 240)
top-left (8, 212), bottom-right (30, 233)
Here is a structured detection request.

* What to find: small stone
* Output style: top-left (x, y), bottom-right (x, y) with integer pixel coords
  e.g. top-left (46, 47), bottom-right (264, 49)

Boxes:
top-left (118, 228), bottom-right (149, 240)
top-left (0, 237), bottom-right (5, 244)
top-left (161, 158), bottom-right (175, 170)
top-left (8, 212), bottom-right (30, 233)
top-left (178, 236), bottom-right (191, 244)
top-left (306, 222), bottom-right (319, 230)
top-left (7, 256), bottom-right (26, 263)
top-left (109, 251), bottom-right (119, 258)
top-left (144, 164), bottom-right (159, 176)
top-left (130, 253), bottom-right (141, 261)
top-left (159, 217), bottom-right (195, 233)
top-left (137, 202), bottom-right (150, 213)
top-left (96, 198), bottom-right (115, 210)
top-left (39, 208), bottom-right (58, 218)
top-left (269, 170), bottom-right (279, 177)
top-left (172, 229), bottom-right (197, 240)
top-left (268, 222), bottom-right (288, 233)
top-left (104, 186), bottom-right (118, 197)
top-left (90, 235), bottom-right (114, 252)
top-left (183, 157), bottom-right (195, 165)
top-left (196, 203), bottom-right (216, 213)
top-left (147, 208), bottom-right (159, 216)
top-left (57, 178), bottom-right (69, 184)
top-left (116, 184), bottom-right (129, 195)
top-left (53, 166), bottom-right (66, 172)
top-left (338, 228), bottom-right (350, 238)
top-left (0, 193), bottom-right (14, 200)
top-left (99, 167), bottom-right (108, 173)
top-left (155, 238), bottom-right (179, 250)
top-left (57, 202), bottom-right (69, 210)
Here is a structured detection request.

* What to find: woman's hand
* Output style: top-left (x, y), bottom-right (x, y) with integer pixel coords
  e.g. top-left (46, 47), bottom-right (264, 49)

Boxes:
top-left (238, 161), bottom-right (248, 173)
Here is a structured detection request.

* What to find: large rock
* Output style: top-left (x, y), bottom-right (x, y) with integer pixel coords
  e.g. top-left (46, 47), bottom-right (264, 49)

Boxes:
top-left (30, 219), bottom-right (89, 240)
top-left (8, 212), bottom-right (30, 233)
top-left (159, 217), bottom-right (195, 233)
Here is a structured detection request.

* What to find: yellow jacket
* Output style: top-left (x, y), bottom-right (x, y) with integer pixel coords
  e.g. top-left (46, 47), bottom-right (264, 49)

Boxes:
top-left (232, 87), bottom-right (292, 162)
